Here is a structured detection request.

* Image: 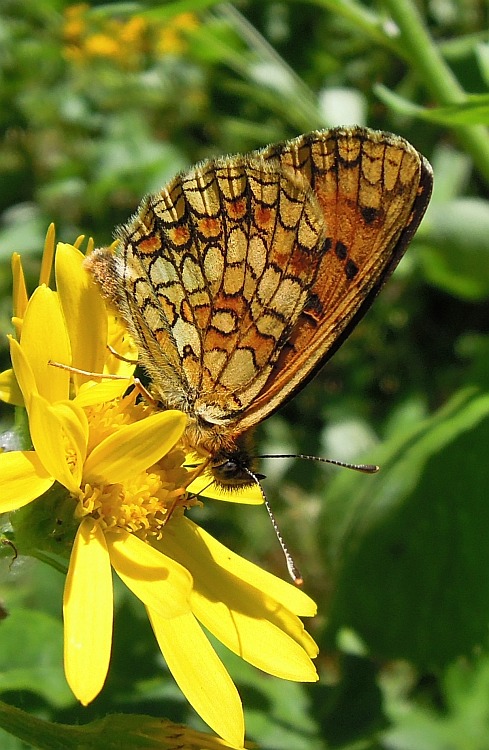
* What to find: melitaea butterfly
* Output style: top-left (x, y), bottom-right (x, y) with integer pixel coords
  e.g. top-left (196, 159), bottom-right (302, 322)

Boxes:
top-left (85, 127), bottom-right (432, 488)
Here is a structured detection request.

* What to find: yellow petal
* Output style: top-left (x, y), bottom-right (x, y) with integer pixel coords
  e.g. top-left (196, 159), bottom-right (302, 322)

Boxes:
top-left (105, 313), bottom-right (138, 378)
top-left (0, 451), bottom-right (54, 511)
top-left (56, 243), bottom-right (108, 391)
top-left (161, 518), bottom-right (318, 681)
top-left (39, 223), bottom-right (56, 287)
top-left (28, 392), bottom-right (84, 495)
top-left (74, 378), bottom-right (133, 408)
top-left (21, 286), bottom-right (71, 403)
top-left (171, 517), bottom-right (316, 616)
top-left (55, 400), bottom-right (89, 485)
top-left (106, 530), bottom-right (192, 619)
top-left (147, 608), bottom-right (244, 748)
top-left (187, 470), bottom-right (263, 505)
top-left (83, 410), bottom-right (187, 484)
top-left (0, 368), bottom-right (24, 406)
top-left (191, 588), bottom-right (318, 681)
top-left (8, 336), bottom-right (38, 406)
top-left (11, 252), bottom-right (28, 322)
top-left (63, 518), bottom-right (113, 705)
top-left (11, 315), bottom-right (22, 341)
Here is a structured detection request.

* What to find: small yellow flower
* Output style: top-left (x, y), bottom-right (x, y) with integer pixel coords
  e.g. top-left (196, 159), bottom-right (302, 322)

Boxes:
top-left (0, 229), bottom-right (318, 748)
top-left (119, 15), bottom-right (148, 47)
top-left (63, 3), bottom-right (89, 42)
top-left (156, 13), bottom-right (199, 56)
top-left (84, 32), bottom-right (121, 59)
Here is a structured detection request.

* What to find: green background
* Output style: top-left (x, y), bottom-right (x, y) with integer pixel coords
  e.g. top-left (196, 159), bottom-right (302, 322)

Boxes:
top-left (1, 0), bottom-right (489, 748)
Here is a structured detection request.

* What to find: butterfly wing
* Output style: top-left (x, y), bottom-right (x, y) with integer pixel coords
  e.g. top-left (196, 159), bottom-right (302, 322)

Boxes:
top-left (184, 157), bottom-right (330, 424)
top-left (86, 127), bottom-right (432, 441)
top-left (90, 154), bottom-right (330, 424)
top-left (236, 127), bottom-right (433, 430)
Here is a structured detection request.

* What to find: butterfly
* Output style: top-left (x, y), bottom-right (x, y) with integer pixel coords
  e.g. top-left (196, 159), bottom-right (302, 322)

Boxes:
top-left (85, 127), bottom-right (433, 488)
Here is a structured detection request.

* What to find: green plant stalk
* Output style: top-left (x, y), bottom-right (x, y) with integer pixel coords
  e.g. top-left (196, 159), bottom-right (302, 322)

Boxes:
top-left (382, 0), bottom-right (489, 183)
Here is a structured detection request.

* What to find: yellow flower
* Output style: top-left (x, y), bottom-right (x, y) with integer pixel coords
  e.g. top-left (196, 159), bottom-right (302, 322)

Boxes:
top-left (119, 15), bottom-right (148, 47)
top-left (84, 32), bottom-right (121, 59)
top-left (156, 13), bottom-right (199, 56)
top-left (0, 229), bottom-right (318, 748)
top-left (63, 3), bottom-right (89, 42)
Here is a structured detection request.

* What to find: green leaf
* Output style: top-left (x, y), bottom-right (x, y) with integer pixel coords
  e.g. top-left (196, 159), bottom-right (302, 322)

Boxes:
top-left (417, 198), bottom-right (489, 301)
top-left (0, 609), bottom-right (71, 707)
top-left (383, 654), bottom-right (489, 749)
top-left (375, 84), bottom-right (489, 125)
top-left (475, 42), bottom-right (489, 89)
top-left (321, 388), bottom-right (489, 668)
top-left (11, 483), bottom-right (77, 566)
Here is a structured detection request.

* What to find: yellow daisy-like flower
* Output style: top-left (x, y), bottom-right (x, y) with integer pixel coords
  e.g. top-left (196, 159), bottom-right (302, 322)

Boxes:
top-left (0, 228), bottom-right (319, 748)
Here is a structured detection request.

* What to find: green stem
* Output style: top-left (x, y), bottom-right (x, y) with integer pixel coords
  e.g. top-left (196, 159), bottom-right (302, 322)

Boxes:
top-left (382, 0), bottom-right (489, 183)
top-left (31, 550), bottom-right (69, 574)
top-left (382, 0), bottom-right (465, 102)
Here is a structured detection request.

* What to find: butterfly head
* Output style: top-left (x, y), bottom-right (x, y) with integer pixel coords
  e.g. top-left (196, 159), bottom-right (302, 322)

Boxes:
top-left (210, 445), bottom-right (265, 488)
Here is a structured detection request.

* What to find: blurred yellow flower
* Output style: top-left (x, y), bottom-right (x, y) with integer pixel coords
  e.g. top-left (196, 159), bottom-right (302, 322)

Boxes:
top-left (63, 3), bottom-right (89, 41)
top-left (156, 12), bottom-right (199, 56)
top-left (62, 6), bottom-right (185, 66)
top-left (119, 15), bottom-right (148, 46)
top-left (84, 33), bottom-right (121, 59)
top-left (0, 228), bottom-right (319, 748)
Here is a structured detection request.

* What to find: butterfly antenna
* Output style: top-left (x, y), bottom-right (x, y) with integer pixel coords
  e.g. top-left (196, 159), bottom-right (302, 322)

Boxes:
top-left (259, 454), bottom-right (379, 474)
top-left (245, 467), bottom-right (303, 587)
top-left (106, 343), bottom-right (138, 365)
top-left (48, 360), bottom-right (126, 380)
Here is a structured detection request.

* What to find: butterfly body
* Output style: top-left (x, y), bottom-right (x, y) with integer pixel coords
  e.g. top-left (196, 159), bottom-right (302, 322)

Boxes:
top-left (86, 127), bottom-right (432, 487)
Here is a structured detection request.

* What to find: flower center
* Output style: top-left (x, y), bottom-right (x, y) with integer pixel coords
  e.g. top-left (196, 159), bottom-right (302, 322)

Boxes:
top-left (76, 396), bottom-right (191, 540)
top-left (78, 450), bottom-right (190, 540)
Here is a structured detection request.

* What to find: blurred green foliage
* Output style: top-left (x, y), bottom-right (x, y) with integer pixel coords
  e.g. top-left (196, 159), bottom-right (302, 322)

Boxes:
top-left (1, 0), bottom-right (489, 748)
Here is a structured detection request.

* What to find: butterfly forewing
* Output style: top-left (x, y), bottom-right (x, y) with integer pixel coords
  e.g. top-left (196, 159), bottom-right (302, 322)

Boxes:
top-left (237, 128), bottom-right (433, 428)
top-left (110, 157), bottom-right (329, 424)
top-left (86, 126), bottom-right (432, 476)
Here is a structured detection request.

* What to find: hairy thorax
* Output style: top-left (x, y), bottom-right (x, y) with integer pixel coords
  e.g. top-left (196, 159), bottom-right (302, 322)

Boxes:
top-left (183, 415), bottom-right (257, 488)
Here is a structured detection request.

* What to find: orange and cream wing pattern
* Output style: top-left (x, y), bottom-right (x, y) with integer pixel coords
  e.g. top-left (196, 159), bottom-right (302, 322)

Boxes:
top-left (117, 158), bottom-right (328, 425)
top-left (86, 127), bottom-right (432, 477)
top-left (237, 127), bottom-right (433, 429)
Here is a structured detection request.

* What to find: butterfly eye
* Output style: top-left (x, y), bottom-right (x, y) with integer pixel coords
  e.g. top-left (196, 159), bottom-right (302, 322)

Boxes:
top-left (216, 459), bottom-right (240, 478)
top-left (212, 457), bottom-right (250, 485)
top-left (210, 449), bottom-right (265, 486)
